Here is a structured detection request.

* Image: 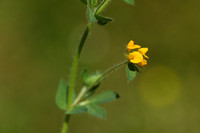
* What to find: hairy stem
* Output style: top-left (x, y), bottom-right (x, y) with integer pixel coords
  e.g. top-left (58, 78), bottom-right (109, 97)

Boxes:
top-left (61, 23), bottom-right (93, 133)
top-left (89, 60), bottom-right (128, 89)
top-left (68, 23), bottom-right (93, 110)
top-left (96, 0), bottom-right (112, 14)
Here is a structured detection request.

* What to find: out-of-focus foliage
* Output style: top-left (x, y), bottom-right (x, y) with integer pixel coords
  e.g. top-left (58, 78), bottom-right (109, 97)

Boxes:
top-left (124, 0), bottom-right (135, 5)
top-left (0, 0), bottom-right (200, 133)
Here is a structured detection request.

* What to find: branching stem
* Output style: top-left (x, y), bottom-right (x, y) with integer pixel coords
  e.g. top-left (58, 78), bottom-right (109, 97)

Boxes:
top-left (61, 1), bottom-right (116, 132)
top-left (71, 60), bottom-right (129, 108)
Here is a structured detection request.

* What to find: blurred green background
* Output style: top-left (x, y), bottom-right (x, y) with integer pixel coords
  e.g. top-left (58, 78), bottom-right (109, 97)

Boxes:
top-left (1, 0), bottom-right (200, 133)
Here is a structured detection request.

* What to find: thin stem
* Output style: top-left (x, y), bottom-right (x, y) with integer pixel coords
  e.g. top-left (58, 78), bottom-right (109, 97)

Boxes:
top-left (61, 23), bottom-right (93, 133)
top-left (67, 23), bottom-right (93, 110)
top-left (61, 115), bottom-right (70, 133)
top-left (89, 60), bottom-right (128, 89)
top-left (72, 86), bottom-right (88, 107)
top-left (96, 0), bottom-right (112, 14)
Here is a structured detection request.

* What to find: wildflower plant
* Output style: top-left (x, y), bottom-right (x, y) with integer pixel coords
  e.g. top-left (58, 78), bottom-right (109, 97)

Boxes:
top-left (55, 0), bottom-right (149, 133)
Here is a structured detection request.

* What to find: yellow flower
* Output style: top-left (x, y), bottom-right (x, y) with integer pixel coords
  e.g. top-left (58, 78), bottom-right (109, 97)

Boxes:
top-left (127, 40), bottom-right (141, 51)
top-left (138, 59), bottom-right (147, 66)
top-left (126, 40), bottom-right (149, 66)
top-left (127, 51), bottom-right (143, 63)
top-left (138, 48), bottom-right (149, 59)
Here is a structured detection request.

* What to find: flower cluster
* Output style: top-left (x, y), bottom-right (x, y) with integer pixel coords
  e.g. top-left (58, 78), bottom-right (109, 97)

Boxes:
top-left (126, 40), bottom-right (149, 66)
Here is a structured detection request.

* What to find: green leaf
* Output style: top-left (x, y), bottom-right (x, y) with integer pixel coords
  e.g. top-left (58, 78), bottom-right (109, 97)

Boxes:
top-left (67, 104), bottom-right (106, 119)
top-left (90, 0), bottom-right (98, 7)
top-left (124, 0), bottom-right (135, 5)
top-left (81, 69), bottom-right (89, 82)
top-left (55, 79), bottom-right (68, 110)
top-left (80, 0), bottom-right (87, 5)
top-left (86, 104), bottom-right (106, 119)
top-left (95, 14), bottom-right (113, 25)
top-left (87, 7), bottom-right (97, 23)
top-left (81, 69), bottom-right (102, 87)
top-left (67, 105), bottom-right (88, 114)
top-left (90, 90), bottom-right (119, 104)
top-left (82, 69), bottom-right (103, 99)
top-left (126, 65), bottom-right (136, 82)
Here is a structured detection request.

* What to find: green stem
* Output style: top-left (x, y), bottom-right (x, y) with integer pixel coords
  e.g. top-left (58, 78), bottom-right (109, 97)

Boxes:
top-left (67, 23), bottom-right (93, 110)
top-left (61, 115), bottom-right (70, 133)
top-left (96, 0), bottom-right (112, 14)
top-left (68, 0), bottom-right (113, 112)
top-left (72, 86), bottom-right (88, 107)
top-left (62, 1), bottom-right (116, 132)
top-left (61, 23), bottom-right (93, 133)
top-left (90, 60), bottom-right (128, 89)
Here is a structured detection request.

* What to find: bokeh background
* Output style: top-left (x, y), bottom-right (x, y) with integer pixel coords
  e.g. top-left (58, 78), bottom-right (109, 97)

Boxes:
top-left (1, 0), bottom-right (200, 133)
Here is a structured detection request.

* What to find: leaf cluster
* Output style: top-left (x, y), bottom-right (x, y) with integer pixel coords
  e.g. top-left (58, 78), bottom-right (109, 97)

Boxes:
top-left (56, 61), bottom-right (140, 119)
top-left (56, 70), bottom-right (119, 119)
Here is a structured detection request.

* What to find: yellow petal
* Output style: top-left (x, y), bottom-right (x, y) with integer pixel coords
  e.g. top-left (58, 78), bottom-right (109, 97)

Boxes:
top-left (138, 48), bottom-right (148, 55)
top-left (143, 54), bottom-right (149, 59)
top-left (128, 52), bottom-right (143, 63)
top-left (127, 40), bottom-right (134, 47)
top-left (127, 40), bottom-right (141, 51)
top-left (138, 59), bottom-right (147, 66)
top-left (138, 48), bottom-right (149, 59)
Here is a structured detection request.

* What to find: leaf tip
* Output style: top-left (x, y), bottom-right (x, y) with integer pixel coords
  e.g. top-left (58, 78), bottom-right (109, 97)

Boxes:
top-left (116, 93), bottom-right (120, 99)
